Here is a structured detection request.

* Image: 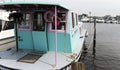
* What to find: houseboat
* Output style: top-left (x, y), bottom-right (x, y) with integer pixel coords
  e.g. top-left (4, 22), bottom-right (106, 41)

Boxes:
top-left (0, 1), bottom-right (87, 70)
top-left (0, 11), bottom-right (15, 51)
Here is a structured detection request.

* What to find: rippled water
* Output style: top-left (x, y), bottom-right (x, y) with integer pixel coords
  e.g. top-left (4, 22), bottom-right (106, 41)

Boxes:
top-left (82, 23), bottom-right (120, 70)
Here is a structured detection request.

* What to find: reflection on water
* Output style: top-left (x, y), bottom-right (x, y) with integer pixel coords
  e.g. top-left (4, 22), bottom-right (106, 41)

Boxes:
top-left (82, 23), bottom-right (120, 70)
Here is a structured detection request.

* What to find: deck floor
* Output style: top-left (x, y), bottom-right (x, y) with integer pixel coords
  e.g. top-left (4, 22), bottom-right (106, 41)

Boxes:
top-left (0, 30), bottom-right (86, 70)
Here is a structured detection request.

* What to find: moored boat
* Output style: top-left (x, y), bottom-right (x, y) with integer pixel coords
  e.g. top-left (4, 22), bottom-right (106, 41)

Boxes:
top-left (0, 1), bottom-right (87, 70)
top-left (0, 11), bottom-right (15, 51)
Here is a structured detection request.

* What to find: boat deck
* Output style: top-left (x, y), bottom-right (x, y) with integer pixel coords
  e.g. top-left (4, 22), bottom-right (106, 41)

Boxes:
top-left (0, 30), bottom-right (86, 70)
top-left (0, 48), bottom-right (73, 70)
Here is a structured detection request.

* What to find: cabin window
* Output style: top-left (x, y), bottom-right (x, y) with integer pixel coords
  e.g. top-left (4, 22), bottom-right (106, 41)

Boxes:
top-left (50, 12), bottom-right (66, 31)
top-left (76, 14), bottom-right (78, 25)
top-left (72, 12), bottom-right (75, 28)
top-left (0, 20), bottom-right (2, 31)
top-left (58, 12), bottom-right (66, 21)
top-left (33, 12), bottom-right (45, 31)
top-left (18, 13), bottom-right (31, 30)
top-left (3, 21), bottom-right (14, 30)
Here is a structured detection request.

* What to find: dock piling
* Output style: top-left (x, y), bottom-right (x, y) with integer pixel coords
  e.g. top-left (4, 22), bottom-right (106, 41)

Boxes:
top-left (71, 62), bottom-right (86, 70)
top-left (93, 17), bottom-right (96, 56)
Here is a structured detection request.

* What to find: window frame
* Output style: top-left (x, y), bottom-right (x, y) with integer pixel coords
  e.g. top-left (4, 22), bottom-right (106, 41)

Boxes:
top-left (48, 11), bottom-right (67, 33)
top-left (18, 12), bottom-right (32, 31)
top-left (33, 11), bottom-right (45, 31)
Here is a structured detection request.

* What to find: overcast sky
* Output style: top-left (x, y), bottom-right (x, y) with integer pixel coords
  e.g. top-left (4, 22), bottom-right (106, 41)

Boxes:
top-left (1, 0), bottom-right (120, 16)
top-left (60, 0), bottom-right (120, 16)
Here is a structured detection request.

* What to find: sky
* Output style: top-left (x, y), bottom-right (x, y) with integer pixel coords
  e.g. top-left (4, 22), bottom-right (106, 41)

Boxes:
top-left (60, 0), bottom-right (120, 16)
top-left (1, 0), bottom-right (120, 16)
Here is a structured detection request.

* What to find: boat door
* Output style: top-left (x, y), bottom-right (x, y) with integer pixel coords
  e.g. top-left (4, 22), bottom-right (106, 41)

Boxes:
top-left (32, 11), bottom-right (48, 51)
top-left (18, 13), bottom-right (34, 49)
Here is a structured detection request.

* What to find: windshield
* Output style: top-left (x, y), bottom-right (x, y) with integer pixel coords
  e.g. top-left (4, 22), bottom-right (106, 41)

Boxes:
top-left (3, 21), bottom-right (14, 31)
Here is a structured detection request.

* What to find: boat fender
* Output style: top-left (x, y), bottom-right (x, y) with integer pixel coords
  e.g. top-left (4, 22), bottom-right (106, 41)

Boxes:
top-left (69, 53), bottom-right (77, 60)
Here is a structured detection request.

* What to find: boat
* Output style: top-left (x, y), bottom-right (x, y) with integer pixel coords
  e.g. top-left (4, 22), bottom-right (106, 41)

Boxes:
top-left (0, 10), bottom-right (15, 51)
top-left (0, 1), bottom-right (87, 70)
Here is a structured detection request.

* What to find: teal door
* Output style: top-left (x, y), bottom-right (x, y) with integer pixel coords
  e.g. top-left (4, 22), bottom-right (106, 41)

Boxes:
top-left (18, 13), bottom-right (34, 49)
top-left (32, 12), bottom-right (48, 51)
top-left (18, 31), bottom-right (33, 49)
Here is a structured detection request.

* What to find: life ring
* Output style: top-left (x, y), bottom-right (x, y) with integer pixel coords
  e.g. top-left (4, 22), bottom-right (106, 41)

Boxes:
top-left (44, 11), bottom-right (54, 22)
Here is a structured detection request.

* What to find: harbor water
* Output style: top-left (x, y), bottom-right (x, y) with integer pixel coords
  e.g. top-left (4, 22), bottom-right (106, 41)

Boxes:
top-left (82, 23), bottom-right (120, 70)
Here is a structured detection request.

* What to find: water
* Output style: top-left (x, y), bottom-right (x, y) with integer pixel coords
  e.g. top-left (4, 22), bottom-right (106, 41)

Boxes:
top-left (82, 23), bottom-right (120, 70)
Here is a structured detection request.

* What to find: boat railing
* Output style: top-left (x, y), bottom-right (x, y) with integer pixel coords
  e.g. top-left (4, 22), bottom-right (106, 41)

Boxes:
top-left (0, 64), bottom-right (19, 70)
top-left (60, 61), bottom-right (73, 70)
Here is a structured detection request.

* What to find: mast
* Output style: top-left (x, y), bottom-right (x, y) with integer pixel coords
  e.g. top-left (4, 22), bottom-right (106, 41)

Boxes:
top-left (54, 5), bottom-right (57, 67)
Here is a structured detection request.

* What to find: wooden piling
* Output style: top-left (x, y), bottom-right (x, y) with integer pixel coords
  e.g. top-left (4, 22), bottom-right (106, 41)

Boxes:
top-left (93, 17), bottom-right (96, 55)
top-left (15, 22), bottom-right (18, 51)
top-left (71, 62), bottom-right (86, 70)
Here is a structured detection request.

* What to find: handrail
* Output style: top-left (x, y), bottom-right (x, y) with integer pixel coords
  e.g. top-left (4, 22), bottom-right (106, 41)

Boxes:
top-left (0, 36), bottom-right (14, 41)
top-left (0, 39), bottom-right (15, 46)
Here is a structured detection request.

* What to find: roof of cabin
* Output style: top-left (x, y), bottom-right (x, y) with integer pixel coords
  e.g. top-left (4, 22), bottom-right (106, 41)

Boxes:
top-left (0, 2), bottom-right (69, 10)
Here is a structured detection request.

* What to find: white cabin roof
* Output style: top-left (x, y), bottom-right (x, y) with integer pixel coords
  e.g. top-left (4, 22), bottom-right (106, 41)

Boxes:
top-left (0, 2), bottom-right (69, 10)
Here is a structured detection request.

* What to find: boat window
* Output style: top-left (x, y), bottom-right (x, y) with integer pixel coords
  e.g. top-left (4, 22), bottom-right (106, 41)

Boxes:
top-left (50, 12), bottom-right (66, 31)
top-left (33, 12), bottom-right (45, 31)
top-left (0, 20), bottom-right (2, 32)
top-left (18, 13), bottom-right (31, 30)
top-left (76, 14), bottom-right (78, 25)
top-left (72, 12), bottom-right (75, 28)
top-left (58, 12), bottom-right (66, 21)
top-left (3, 21), bottom-right (14, 30)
